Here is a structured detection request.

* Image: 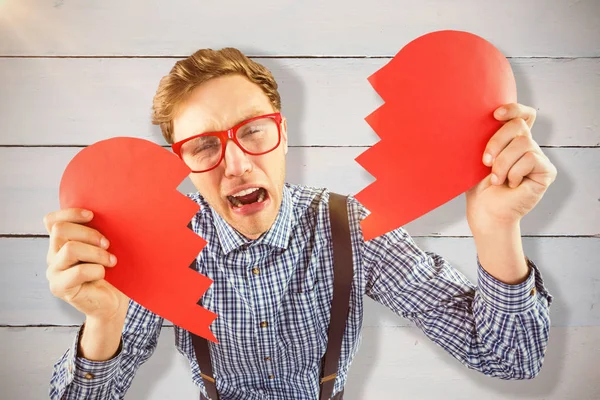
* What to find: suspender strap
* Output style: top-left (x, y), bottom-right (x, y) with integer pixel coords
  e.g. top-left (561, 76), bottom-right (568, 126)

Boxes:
top-left (190, 192), bottom-right (353, 400)
top-left (192, 333), bottom-right (219, 400)
top-left (187, 222), bottom-right (220, 400)
top-left (319, 193), bottom-right (353, 400)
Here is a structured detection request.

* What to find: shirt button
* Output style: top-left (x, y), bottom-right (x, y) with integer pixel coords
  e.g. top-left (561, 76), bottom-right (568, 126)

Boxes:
top-left (264, 356), bottom-right (271, 361)
top-left (268, 375), bottom-right (275, 379)
top-left (530, 288), bottom-right (537, 296)
top-left (84, 373), bottom-right (94, 380)
top-left (252, 268), bottom-right (260, 275)
top-left (260, 321), bottom-right (268, 328)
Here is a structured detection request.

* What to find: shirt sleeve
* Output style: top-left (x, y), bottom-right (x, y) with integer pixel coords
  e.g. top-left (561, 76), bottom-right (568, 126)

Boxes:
top-left (49, 299), bottom-right (164, 399)
top-left (362, 225), bottom-right (553, 380)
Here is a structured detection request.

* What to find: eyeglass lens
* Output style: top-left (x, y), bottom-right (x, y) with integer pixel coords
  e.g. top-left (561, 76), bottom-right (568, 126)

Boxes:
top-left (180, 117), bottom-right (279, 171)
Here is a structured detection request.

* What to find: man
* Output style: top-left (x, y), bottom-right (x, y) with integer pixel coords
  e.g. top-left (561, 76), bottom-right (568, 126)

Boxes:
top-left (45, 47), bottom-right (556, 399)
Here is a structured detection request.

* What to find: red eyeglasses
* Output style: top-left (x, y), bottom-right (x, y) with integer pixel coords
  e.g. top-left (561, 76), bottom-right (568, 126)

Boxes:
top-left (172, 112), bottom-right (283, 173)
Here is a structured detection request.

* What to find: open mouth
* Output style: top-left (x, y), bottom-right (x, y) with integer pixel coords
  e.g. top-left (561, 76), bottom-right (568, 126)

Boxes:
top-left (227, 187), bottom-right (268, 208)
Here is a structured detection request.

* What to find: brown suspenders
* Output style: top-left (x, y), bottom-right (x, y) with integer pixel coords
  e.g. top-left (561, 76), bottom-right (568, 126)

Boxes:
top-left (318, 193), bottom-right (353, 400)
top-left (190, 192), bottom-right (353, 400)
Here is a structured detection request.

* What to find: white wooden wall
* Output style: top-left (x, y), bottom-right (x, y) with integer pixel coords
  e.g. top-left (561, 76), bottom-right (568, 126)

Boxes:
top-left (1, 0), bottom-right (598, 398)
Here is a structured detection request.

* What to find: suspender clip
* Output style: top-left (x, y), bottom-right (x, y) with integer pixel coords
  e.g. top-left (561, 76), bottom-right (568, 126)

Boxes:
top-left (200, 372), bottom-right (216, 383)
top-left (320, 373), bottom-right (337, 384)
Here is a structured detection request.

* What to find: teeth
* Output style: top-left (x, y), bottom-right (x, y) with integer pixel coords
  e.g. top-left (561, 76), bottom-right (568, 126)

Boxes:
top-left (232, 187), bottom-right (260, 197)
top-left (227, 187), bottom-right (266, 208)
top-left (230, 197), bottom-right (243, 207)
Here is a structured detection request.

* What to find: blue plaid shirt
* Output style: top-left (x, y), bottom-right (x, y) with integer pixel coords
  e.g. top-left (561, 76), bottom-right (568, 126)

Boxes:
top-left (50, 183), bottom-right (553, 399)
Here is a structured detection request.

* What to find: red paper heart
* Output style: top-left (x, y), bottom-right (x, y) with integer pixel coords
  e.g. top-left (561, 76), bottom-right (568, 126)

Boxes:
top-left (355, 30), bottom-right (517, 241)
top-left (59, 137), bottom-right (217, 342)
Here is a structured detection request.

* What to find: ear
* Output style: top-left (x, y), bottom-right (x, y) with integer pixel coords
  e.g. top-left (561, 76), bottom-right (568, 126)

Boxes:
top-left (281, 116), bottom-right (288, 155)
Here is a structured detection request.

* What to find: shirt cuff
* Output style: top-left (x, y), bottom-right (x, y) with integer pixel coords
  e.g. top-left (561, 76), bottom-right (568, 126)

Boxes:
top-left (67, 324), bottom-right (123, 388)
top-left (476, 256), bottom-right (551, 313)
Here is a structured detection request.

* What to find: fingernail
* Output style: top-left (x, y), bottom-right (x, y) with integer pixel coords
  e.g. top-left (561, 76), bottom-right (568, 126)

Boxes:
top-left (491, 174), bottom-right (499, 185)
top-left (100, 237), bottom-right (109, 249)
top-left (483, 153), bottom-right (493, 165)
top-left (496, 108), bottom-right (506, 117)
top-left (82, 210), bottom-right (92, 218)
top-left (109, 254), bottom-right (117, 266)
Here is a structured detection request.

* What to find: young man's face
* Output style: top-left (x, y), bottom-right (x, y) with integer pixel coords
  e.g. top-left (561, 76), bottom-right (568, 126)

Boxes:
top-left (172, 74), bottom-right (288, 239)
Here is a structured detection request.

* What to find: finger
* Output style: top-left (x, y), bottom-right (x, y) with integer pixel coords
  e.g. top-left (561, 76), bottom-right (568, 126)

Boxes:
top-left (48, 263), bottom-right (106, 300)
top-left (515, 152), bottom-right (558, 191)
top-left (50, 240), bottom-right (117, 273)
top-left (506, 152), bottom-right (537, 188)
top-left (491, 135), bottom-right (541, 186)
top-left (506, 151), bottom-right (556, 190)
top-left (43, 208), bottom-right (94, 234)
top-left (483, 117), bottom-right (532, 167)
top-left (508, 153), bottom-right (557, 212)
top-left (49, 221), bottom-right (110, 258)
top-left (494, 103), bottom-right (537, 128)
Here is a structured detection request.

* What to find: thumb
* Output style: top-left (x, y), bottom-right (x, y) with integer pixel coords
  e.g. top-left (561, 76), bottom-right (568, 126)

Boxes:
top-left (467, 173), bottom-right (493, 196)
top-left (510, 176), bottom-right (546, 211)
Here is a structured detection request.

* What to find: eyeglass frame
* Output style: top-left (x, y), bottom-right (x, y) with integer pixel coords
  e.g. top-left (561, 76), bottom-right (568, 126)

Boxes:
top-left (171, 112), bottom-right (283, 173)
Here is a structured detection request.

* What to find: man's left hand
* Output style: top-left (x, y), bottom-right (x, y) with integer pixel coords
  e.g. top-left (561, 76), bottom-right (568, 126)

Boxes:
top-left (466, 103), bottom-right (558, 233)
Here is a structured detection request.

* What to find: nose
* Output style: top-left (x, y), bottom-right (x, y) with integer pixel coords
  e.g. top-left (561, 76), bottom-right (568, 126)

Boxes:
top-left (223, 140), bottom-right (252, 177)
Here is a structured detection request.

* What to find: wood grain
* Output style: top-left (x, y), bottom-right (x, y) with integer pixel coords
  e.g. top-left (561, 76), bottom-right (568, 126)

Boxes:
top-left (0, 0), bottom-right (598, 57)
top-left (0, 58), bottom-right (598, 146)
top-left (1, 147), bottom-right (597, 236)
top-left (2, 236), bottom-right (597, 327)
top-left (2, 326), bottom-right (598, 399)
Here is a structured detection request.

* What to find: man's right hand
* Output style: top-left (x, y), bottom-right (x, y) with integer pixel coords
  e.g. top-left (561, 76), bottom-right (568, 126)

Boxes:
top-left (44, 208), bottom-right (129, 324)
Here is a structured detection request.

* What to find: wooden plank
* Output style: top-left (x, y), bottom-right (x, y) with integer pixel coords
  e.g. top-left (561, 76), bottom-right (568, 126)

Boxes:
top-left (0, 57), bottom-right (598, 146)
top-left (2, 326), bottom-right (599, 399)
top-left (2, 237), bottom-right (597, 327)
top-left (1, 147), bottom-right (598, 236)
top-left (0, 0), bottom-right (598, 57)
top-left (345, 326), bottom-right (600, 399)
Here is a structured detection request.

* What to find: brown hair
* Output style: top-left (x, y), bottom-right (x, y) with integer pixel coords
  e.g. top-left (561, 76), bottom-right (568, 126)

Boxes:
top-left (152, 47), bottom-right (282, 144)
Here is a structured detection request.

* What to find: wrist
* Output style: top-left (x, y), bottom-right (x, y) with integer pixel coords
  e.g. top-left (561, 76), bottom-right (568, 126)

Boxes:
top-left (470, 216), bottom-right (521, 239)
top-left (85, 314), bottom-right (125, 329)
top-left (472, 222), bottom-right (529, 285)
top-left (78, 315), bottom-right (125, 361)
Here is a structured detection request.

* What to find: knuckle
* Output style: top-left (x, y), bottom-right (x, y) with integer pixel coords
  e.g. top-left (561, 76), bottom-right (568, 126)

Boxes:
top-left (43, 214), bottom-right (51, 232)
top-left (48, 280), bottom-right (62, 297)
top-left (51, 221), bottom-right (65, 238)
top-left (62, 240), bottom-right (74, 253)
top-left (507, 162), bottom-right (520, 178)
top-left (515, 135), bottom-right (532, 146)
top-left (492, 158), bottom-right (508, 176)
top-left (524, 150), bottom-right (537, 162)
top-left (61, 241), bottom-right (78, 259)
top-left (513, 117), bottom-right (529, 133)
top-left (96, 248), bottom-right (110, 265)
top-left (486, 139), bottom-right (500, 154)
top-left (71, 264), bottom-right (85, 281)
top-left (530, 182), bottom-right (547, 196)
top-left (46, 251), bottom-right (53, 267)
top-left (93, 230), bottom-right (105, 246)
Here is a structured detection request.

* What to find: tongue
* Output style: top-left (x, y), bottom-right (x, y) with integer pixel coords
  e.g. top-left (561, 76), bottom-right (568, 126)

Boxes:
top-left (235, 189), bottom-right (262, 205)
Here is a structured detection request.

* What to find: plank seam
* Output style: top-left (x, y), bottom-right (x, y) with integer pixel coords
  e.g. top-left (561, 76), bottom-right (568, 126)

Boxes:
top-left (0, 55), bottom-right (599, 60)
top-left (1, 145), bottom-right (599, 149)
top-left (2, 234), bottom-right (598, 239)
